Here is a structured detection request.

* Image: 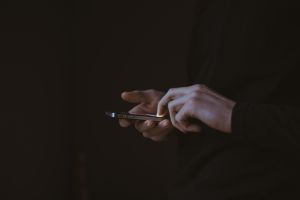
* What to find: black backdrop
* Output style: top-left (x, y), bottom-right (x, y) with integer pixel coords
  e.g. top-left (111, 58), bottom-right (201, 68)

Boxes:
top-left (0, 0), bottom-right (197, 199)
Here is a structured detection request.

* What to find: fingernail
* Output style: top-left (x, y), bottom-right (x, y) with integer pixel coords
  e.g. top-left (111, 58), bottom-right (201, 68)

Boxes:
top-left (157, 110), bottom-right (166, 117)
top-left (121, 92), bottom-right (129, 99)
top-left (157, 113), bottom-right (163, 117)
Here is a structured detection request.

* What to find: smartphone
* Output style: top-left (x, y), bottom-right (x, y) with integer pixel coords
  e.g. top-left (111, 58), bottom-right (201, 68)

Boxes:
top-left (105, 112), bottom-right (164, 122)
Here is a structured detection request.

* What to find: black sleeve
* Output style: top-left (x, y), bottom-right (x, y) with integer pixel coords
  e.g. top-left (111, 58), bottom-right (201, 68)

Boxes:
top-left (231, 102), bottom-right (300, 151)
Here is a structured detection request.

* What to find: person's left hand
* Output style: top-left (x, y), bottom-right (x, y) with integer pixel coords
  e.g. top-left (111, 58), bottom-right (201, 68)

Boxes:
top-left (157, 84), bottom-right (236, 134)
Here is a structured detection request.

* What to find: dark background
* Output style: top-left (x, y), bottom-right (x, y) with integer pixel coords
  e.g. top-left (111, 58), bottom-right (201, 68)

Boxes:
top-left (0, 0), bottom-right (197, 199)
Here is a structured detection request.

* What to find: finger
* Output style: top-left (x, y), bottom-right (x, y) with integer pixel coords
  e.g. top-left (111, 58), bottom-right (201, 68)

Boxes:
top-left (143, 119), bottom-right (173, 138)
top-left (167, 95), bottom-right (193, 132)
top-left (127, 104), bottom-right (152, 115)
top-left (135, 120), bottom-right (156, 133)
top-left (158, 119), bottom-right (172, 129)
top-left (128, 106), bottom-right (145, 114)
top-left (121, 90), bottom-right (146, 104)
top-left (157, 86), bottom-right (193, 116)
top-left (167, 94), bottom-right (192, 113)
top-left (148, 119), bottom-right (173, 141)
top-left (119, 119), bottom-right (132, 127)
top-left (175, 104), bottom-right (201, 133)
top-left (168, 100), bottom-right (184, 133)
top-left (175, 103), bottom-right (191, 125)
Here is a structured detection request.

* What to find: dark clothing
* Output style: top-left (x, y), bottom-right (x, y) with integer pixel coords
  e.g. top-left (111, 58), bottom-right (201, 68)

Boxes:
top-left (169, 1), bottom-right (300, 199)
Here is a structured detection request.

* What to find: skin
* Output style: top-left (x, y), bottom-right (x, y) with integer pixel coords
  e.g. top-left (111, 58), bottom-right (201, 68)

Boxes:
top-left (120, 84), bottom-right (236, 141)
top-left (119, 89), bottom-right (174, 142)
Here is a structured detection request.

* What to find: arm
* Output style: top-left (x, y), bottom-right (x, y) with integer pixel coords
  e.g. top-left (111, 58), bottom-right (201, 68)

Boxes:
top-left (157, 84), bottom-right (300, 151)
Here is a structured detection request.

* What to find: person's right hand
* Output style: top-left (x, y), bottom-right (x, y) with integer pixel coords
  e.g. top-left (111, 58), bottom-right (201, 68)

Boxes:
top-left (119, 89), bottom-right (174, 142)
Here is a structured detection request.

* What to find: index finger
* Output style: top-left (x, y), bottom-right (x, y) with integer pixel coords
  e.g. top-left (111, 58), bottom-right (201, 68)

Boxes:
top-left (157, 86), bottom-right (192, 116)
top-left (157, 95), bottom-right (170, 117)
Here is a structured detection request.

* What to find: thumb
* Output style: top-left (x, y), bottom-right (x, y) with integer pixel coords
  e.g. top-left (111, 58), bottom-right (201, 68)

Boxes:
top-left (121, 90), bottom-right (147, 104)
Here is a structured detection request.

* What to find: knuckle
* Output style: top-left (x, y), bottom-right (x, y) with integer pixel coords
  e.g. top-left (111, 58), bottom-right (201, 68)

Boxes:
top-left (168, 88), bottom-right (175, 94)
top-left (193, 84), bottom-right (206, 91)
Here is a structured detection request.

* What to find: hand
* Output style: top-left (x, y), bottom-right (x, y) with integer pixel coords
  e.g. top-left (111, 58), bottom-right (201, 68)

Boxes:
top-left (157, 84), bottom-right (236, 134)
top-left (120, 89), bottom-right (174, 141)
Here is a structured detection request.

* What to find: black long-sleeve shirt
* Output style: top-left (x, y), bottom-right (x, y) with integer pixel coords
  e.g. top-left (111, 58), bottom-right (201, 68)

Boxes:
top-left (169, 1), bottom-right (300, 199)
